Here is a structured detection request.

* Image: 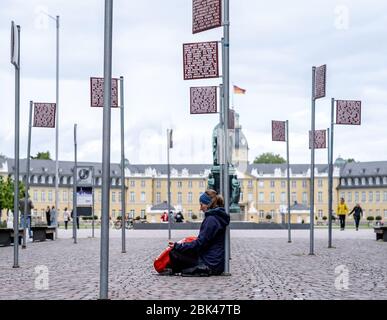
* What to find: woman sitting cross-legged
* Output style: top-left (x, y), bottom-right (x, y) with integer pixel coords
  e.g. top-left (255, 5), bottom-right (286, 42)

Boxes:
top-left (168, 190), bottom-right (230, 277)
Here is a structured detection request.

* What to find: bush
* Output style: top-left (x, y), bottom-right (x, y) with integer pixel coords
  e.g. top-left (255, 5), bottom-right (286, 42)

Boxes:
top-left (322, 216), bottom-right (328, 221)
top-left (0, 221), bottom-right (7, 229)
top-left (376, 216), bottom-right (382, 221)
top-left (135, 216), bottom-right (141, 221)
top-left (367, 216), bottom-right (375, 222)
top-left (266, 215), bottom-right (272, 221)
top-left (191, 214), bottom-right (198, 221)
top-left (82, 216), bottom-right (98, 221)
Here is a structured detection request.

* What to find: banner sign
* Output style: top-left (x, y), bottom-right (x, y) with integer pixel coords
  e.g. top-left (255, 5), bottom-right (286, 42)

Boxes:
top-left (193, 0), bottom-right (222, 34)
top-left (309, 130), bottom-right (327, 149)
top-left (314, 64), bottom-right (327, 99)
top-left (76, 187), bottom-right (93, 207)
top-left (33, 103), bottom-right (57, 128)
top-left (190, 86), bottom-right (217, 114)
top-left (183, 41), bottom-right (219, 80)
top-left (336, 100), bottom-right (362, 125)
top-left (11, 21), bottom-right (19, 68)
top-left (272, 121), bottom-right (286, 142)
top-left (76, 167), bottom-right (93, 186)
top-left (90, 77), bottom-right (119, 108)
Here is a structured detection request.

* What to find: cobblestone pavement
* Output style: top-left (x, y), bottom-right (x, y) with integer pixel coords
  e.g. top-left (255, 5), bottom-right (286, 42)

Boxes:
top-left (0, 229), bottom-right (386, 300)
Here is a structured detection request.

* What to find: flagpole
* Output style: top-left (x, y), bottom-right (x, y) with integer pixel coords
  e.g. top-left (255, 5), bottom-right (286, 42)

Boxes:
top-left (310, 66), bottom-right (316, 256)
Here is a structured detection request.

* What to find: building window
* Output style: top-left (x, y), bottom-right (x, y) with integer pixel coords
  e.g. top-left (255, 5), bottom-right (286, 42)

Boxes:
top-left (118, 192), bottom-right (122, 202)
top-left (141, 192), bottom-right (146, 203)
top-left (248, 180), bottom-right (253, 189)
top-left (188, 192), bottom-right (193, 204)
top-left (33, 191), bottom-right (38, 202)
top-left (376, 209), bottom-right (380, 218)
top-left (130, 192), bottom-right (135, 203)
top-left (291, 193), bottom-right (297, 203)
top-left (188, 181), bottom-right (193, 188)
top-left (270, 210), bottom-right (275, 219)
top-left (129, 210), bottom-right (135, 219)
top-left (130, 180), bottom-right (135, 188)
top-left (369, 209), bottom-right (373, 218)
top-left (270, 181), bottom-right (275, 188)
top-left (141, 180), bottom-right (146, 188)
top-left (384, 210), bottom-right (387, 219)
top-left (340, 192), bottom-right (345, 201)
top-left (41, 191), bottom-right (46, 202)
top-left (156, 193), bottom-right (161, 204)
top-left (199, 181), bottom-right (205, 188)
top-left (354, 178), bottom-right (359, 186)
top-left (361, 178), bottom-right (366, 185)
top-left (281, 192), bottom-right (286, 204)
top-left (318, 192), bottom-right (323, 203)
top-left (355, 192), bottom-right (359, 203)
top-left (302, 180), bottom-right (307, 188)
top-left (281, 181), bottom-right (286, 188)
top-left (318, 179), bottom-right (323, 188)
top-left (48, 191), bottom-right (53, 202)
top-left (112, 210), bottom-right (116, 219)
top-left (259, 193), bottom-right (264, 203)
top-left (259, 211), bottom-right (265, 219)
top-left (112, 192), bottom-right (116, 203)
top-left (270, 192), bottom-right (275, 203)
top-left (383, 177), bottom-right (387, 185)
top-left (376, 177), bottom-right (381, 185)
top-left (302, 192), bottom-right (308, 205)
top-left (292, 181), bottom-right (297, 189)
top-left (63, 191), bottom-right (68, 202)
top-left (384, 192), bottom-right (387, 203)
top-left (376, 192), bottom-right (381, 203)
top-left (240, 192), bottom-right (244, 202)
top-left (318, 210), bottom-right (323, 219)
top-left (369, 192), bottom-right (373, 203)
top-left (178, 192), bottom-right (182, 204)
top-left (248, 193), bottom-right (254, 202)
top-left (141, 210), bottom-right (146, 219)
top-left (369, 177), bottom-right (374, 185)
top-left (362, 192), bottom-right (366, 202)
top-left (258, 181), bottom-right (264, 188)
top-left (347, 192), bottom-right (352, 203)
top-left (156, 181), bottom-right (161, 188)
top-left (177, 181), bottom-right (183, 189)
top-left (98, 191), bottom-right (102, 203)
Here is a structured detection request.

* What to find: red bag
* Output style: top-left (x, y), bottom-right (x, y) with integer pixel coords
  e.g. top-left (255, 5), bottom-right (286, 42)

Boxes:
top-left (154, 236), bottom-right (197, 273)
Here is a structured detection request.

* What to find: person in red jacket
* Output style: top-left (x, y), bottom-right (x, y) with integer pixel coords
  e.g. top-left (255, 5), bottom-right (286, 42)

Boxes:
top-left (161, 212), bottom-right (169, 223)
top-left (168, 190), bottom-right (230, 277)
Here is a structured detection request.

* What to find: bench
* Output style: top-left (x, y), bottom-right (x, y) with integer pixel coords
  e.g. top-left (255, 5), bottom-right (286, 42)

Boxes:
top-left (374, 226), bottom-right (387, 242)
top-left (31, 226), bottom-right (56, 242)
top-left (0, 229), bottom-right (24, 247)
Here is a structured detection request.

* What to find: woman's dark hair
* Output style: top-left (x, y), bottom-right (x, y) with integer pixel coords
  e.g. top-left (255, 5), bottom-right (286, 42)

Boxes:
top-left (205, 189), bottom-right (225, 209)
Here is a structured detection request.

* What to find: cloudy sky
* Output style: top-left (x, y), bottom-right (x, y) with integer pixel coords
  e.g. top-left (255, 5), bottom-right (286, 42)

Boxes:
top-left (1, 0), bottom-right (387, 166)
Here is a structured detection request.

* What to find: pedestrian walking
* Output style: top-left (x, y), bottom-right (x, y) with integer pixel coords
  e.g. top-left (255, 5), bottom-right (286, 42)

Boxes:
top-left (71, 209), bottom-right (80, 230)
top-left (349, 204), bottom-right (363, 231)
top-left (50, 206), bottom-right (58, 227)
top-left (337, 198), bottom-right (349, 231)
top-left (19, 192), bottom-right (34, 239)
top-left (45, 206), bottom-right (51, 226)
top-left (63, 208), bottom-right (71, 230)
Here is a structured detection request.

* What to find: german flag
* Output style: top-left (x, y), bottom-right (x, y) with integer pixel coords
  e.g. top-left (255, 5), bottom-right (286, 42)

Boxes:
top-left (234, 85), bottom-right (246, 95)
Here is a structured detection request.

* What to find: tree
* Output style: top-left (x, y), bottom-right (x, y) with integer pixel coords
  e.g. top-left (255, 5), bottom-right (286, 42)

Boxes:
top-left (32, 151), bottom-right (52, 160)
top-left (346, 159), bottom-right (356, 163)
top-left (266, 214), bottom-right (272, 222)
top-left (367, 216), bottom-right (375, 227)
top-left (254, 153), bottom-right (286, 164)
top-left (0, 177), bottom-right (25, 220)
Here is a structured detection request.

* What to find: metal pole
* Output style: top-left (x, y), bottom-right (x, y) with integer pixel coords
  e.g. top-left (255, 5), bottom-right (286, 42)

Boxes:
top-left (310, 67), bottom-right (316, 256)
top-left (120, 77), bottom-right (126, 254)
top-left (100, 0), bottom-right (113, 300)
top-left (223, 0), bottom-right (231, 274)
top-left (54, 16), bottom-right (60, 240)
top-left (23, 101), bottom-right (33, 249)
top-left (13, 25), bottom-right (21, 269)
top-left (328, 98), bottom-right (335, 248)
top-left (73, 124), bottom-right (77, 244)
top-left (92, 167), bottom-right (95, 238)
top-left (219, 84), bottom-right (224, 197)
top-left (167, 129), bottom-right (172, 241)
top-left (286, 120), bottom-right (292, 243)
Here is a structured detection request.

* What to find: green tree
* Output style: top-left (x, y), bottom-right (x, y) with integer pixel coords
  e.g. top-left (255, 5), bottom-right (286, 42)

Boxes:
top-left (346, 159), bottom-right (356, 163)
top-left (0, 177), bottom-right (25, 220)
top-left (32, 151), bottom-right (52, 160)
top-left (254, 153), bottom-right (286, 164)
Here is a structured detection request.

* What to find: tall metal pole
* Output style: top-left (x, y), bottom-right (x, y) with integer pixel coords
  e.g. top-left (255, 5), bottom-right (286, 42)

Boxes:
top-left (54, 16), bottom-right (60, 240)
top-left (92, 167), bottom-right (95, 238)
top-left (23, 101), bottom-right (33, 249)
top-left (219, 84), bottom-right (224, 197)
top-left (13, 25), bottom-right (21, 269)
top-left (100, 0), bottom-right (113, 300)
top-left (223, 0), bottom-right (231, 274)
top-left (328, 98), bottom-right (335, 248)
top-left (120, 76), bottom-right (126, 254)
top-left (310, 67), bottom-right (316, 256)
top-left (167, 129), bottom-right (172, 241)
top-left (73, 124), bottom-right (77, 244)
top-left (286, 120), bottom-right (292, 243)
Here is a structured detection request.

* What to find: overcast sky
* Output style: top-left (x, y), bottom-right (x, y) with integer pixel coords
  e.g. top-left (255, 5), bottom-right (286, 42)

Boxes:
top-left (1, 0), bottom-right (387, 166)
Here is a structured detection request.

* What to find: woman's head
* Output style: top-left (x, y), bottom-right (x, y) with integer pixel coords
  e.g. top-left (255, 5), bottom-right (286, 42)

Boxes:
top-left (341, 198), bottom-right (345, 204)
top-left (199, 190), bottom-right (224, 212)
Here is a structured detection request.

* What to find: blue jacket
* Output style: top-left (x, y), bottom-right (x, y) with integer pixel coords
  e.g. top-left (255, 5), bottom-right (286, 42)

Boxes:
top-left (174, 207), bottom-right (230, 274)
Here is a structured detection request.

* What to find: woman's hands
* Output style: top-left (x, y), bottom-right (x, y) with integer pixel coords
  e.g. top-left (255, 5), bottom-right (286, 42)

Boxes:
top-left (168, 242), bottom-right (175, 249)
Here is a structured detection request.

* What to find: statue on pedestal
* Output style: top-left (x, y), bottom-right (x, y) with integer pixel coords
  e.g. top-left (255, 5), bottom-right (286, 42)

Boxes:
top-left (231, 175), bottom-right (241, 206)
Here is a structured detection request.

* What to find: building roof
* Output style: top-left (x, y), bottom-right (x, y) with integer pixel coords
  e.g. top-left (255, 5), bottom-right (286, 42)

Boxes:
top-left (290, 202), bottom-right (310, 211)
top-left (340, 161), bottom-right (387, 177)
top-left (150, 201), bottom-right (176, 211)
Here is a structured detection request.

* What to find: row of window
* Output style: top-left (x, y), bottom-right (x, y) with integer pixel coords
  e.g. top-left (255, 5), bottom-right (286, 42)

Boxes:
top-left (341, 177), bottom-right (387, 187)
top-left (130, 180), bottom-right (206, 189)
top-left (340, 191), bottom-right (387, 204)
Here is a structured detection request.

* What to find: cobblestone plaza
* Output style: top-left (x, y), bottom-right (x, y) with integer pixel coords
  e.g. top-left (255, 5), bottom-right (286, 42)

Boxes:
top-left (0, 229), bottom-right (385, 300)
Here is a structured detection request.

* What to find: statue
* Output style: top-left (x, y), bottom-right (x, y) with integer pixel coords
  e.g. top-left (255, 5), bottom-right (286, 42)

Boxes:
top-left (212, 124), bottom-right (220, 166)
top-left (208, 173), bottom-right (216, 191)
top-left (231, 175), bottom-right (241, 205)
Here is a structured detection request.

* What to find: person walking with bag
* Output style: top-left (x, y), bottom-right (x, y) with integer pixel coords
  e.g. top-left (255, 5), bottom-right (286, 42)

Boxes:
top-left (349, 204), bottom-right (363, 231)
top-left (337, 198), bottom-right (349, 231)
top-left (63, 208), bottom-right (71, 230)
